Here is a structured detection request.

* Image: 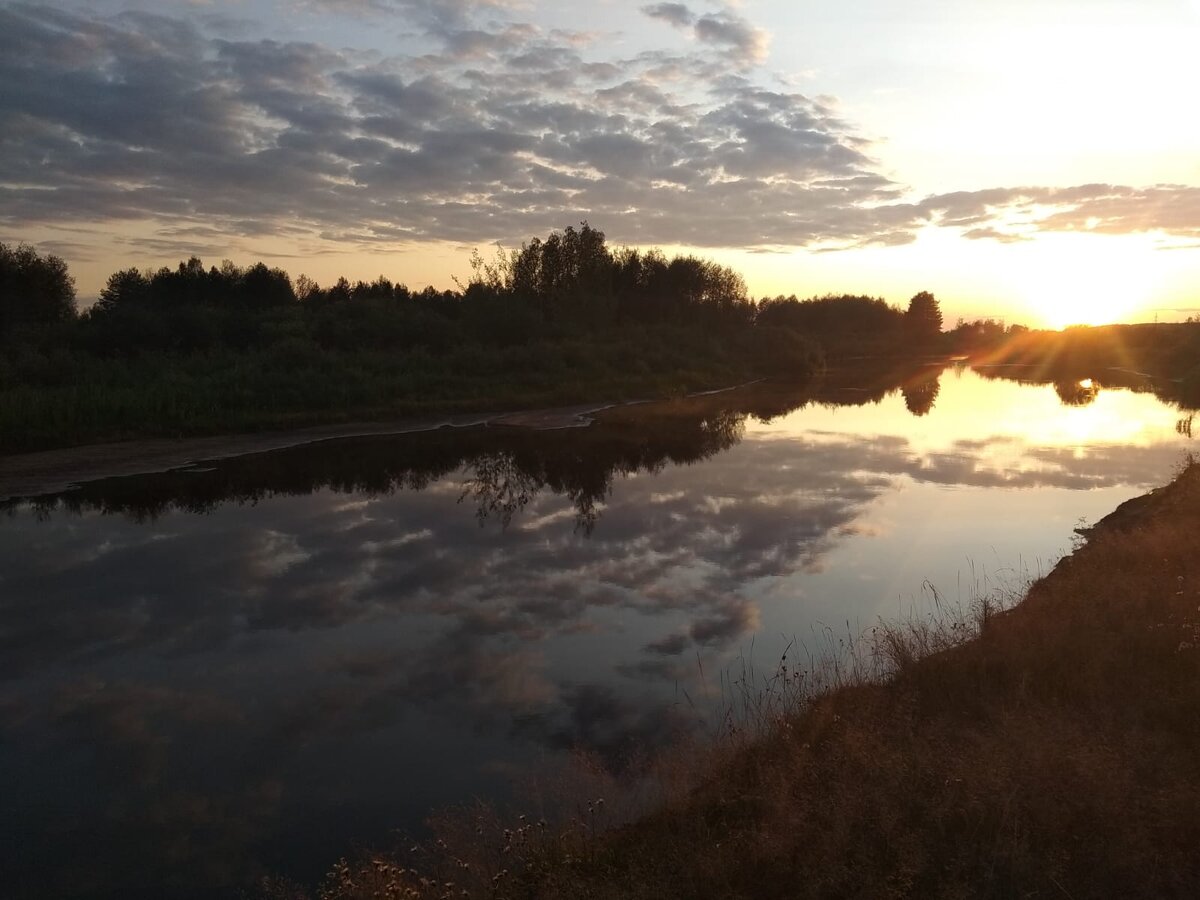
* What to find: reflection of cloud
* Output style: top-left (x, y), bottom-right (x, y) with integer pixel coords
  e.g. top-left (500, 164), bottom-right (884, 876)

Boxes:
top-left (1, 427), bottom-right (1185, 683)
top-left (512, 684), bottom-right (694, 771)
top-left (690, 597), bottom-right (760, 646)
top-left (1, 378), bottom-right (1190, 894)
top-left (645, 632), bottom-right (690, 656)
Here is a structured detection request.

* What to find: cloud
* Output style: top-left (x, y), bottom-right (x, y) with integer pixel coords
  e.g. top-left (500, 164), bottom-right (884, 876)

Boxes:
top-left (693, 10), bottom-right (770, 65)
top-left (295, 0), bottom-right (513, 32)
top-left (642, 3), bottom-right (769, 66)
top-left (920, 184), bottom-right (1200, 243)
top-left (962, 226), bottom-right (1030, 244)
top-left (3, 3), bottom-right (1198, 273)
top-left (642, 3), bottom-right (695, 28)
top-left (0, 2), bottom-right (914, 259)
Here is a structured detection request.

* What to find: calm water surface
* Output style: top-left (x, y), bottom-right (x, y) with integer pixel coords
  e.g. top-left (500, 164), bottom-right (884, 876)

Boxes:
top-left (0, 365), bottom-right (1193, 898)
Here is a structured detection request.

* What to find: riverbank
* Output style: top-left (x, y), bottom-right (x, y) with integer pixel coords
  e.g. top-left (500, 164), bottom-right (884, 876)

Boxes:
top-left (0, 401), bottom-right (623, 502)
top-left (0, 321), bottom-right (821, 456)
top-left (298, 457), bottom-right (1200, 899)
top-left (0, 352), bottom-right (947, 501)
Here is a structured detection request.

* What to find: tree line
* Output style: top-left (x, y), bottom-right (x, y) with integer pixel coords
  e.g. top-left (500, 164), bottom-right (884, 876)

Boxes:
top-left (0, 224), bottom-right (962, 451)
top-left (1, 224), bottom-right (943, 359)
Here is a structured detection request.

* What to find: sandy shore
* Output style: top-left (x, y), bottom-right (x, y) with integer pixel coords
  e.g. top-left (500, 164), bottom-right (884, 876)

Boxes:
top-left (0, 403), bottom-right (614, 502)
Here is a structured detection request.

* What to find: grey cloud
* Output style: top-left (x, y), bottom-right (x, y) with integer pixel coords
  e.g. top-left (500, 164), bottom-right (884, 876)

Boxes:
top-left (642, 3), bottom-right (695, 28)
top-left (694, 11), bottom-right (770, 65)
top-left (4, 4), bottom-right (1198, 263)
top-left (642, 3), bottom-right (767, 66)
top-left (921, 184), bottom-right (1200, 242)
top-left (0, 3), bottom-right (919, 257)
top-left (296, 0), bottom-right (509, 32)
top-left (440, 23), bottom-right (540, 59)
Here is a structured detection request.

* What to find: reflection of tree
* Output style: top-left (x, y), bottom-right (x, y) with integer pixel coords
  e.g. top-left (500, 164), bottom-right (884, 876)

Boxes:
top-left (7, 368), bottom-right (934, 532)
top-left (459, 452), bottom-right (544, 529)
top-left (1054, 379), bottom-right (1100, 406)
top-left (1179, 414), bottom-right (1194, 439)
top-left (11, 390), bottom-right (757, 533)
top-left (966, 322), bottom-right (1200, 412)
top-left (901, 374), bottom-right (941, 417)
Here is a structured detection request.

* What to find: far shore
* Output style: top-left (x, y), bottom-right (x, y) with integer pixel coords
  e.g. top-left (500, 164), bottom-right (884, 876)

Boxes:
top-left (0, 402), bottom-right (621, 502)
top-left (0, 380), bottom-right (778, 501)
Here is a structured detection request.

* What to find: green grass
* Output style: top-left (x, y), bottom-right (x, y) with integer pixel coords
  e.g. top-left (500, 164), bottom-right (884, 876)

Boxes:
top-left (279, 459), bottom-right (1200, 900)
top-left (0, 325), bottom-right (821, 453)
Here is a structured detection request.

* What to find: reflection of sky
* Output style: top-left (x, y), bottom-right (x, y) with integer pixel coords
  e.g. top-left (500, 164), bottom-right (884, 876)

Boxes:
top-left (0, 371), bottom-right (1192, 899)
top-left (751, 366), bottom-right (1186, 456)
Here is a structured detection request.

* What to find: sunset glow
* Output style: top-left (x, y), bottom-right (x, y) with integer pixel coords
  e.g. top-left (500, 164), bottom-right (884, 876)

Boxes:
top-left (2, 1), bottom-right (1198, 326)
top-left (1012, 235), bottom-right (1157, 329)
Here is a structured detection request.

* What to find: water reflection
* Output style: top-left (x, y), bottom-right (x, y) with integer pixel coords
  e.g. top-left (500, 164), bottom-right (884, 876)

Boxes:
top-left (901, 370), bottom-right (941, 416)
top-left (0, 362), bottom-right (1193, 900)
top-left (1054, 378), bottom-right (1100, 407)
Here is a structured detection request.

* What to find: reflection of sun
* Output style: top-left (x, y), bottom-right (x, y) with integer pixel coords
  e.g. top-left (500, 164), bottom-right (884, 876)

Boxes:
top-left (1015, 235), bottom-right (1154, 329)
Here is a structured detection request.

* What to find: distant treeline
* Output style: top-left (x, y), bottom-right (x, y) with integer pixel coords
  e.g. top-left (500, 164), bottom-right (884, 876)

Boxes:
top-left (0, 224), bottom-right (959, 451)
top-left (5, 224), bottom-right (787, 352)
top-left (962, 321), bottom-right (1200, 409)
top-left (758, 289), bottom-right (943, 356)
top-left (2, 223), bottom-right (946, 357)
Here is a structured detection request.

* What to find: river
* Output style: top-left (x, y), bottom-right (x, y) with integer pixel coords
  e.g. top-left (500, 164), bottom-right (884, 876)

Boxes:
top-left (0, 362), bottom-right (1193, 898)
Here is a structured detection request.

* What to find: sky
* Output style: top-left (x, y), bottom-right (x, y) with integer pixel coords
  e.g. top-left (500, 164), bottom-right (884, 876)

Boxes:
top-left (2, 0), bottom-right (1199, 327)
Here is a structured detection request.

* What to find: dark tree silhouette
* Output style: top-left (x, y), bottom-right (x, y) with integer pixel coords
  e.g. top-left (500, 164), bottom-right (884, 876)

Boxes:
top-left (756, 294), bottom-right (902, 335)
top-left (0, 242), bottom-right (76, 340)
top-left (96, 268), bottom-right (151, 312)
top-left (905, 291), bottom-right (943, 344)
top-left (238, 262), bottom-right (295, 309)
top-left (948, 317), bottom-right (1006, 352)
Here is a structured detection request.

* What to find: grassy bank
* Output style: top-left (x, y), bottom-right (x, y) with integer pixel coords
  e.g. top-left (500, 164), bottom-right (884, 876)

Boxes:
top-left (0, 324), bottom-right (819, 453)
top-left (289, 458), bottom-right (1200, 899)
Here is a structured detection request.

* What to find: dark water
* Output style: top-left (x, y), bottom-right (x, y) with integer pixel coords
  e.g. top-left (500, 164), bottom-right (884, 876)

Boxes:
top-left (0, 364), bottom-right (1193, 898)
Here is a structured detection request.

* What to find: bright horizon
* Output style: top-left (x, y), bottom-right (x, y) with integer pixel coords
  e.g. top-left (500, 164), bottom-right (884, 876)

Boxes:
top-left (3, 1), bottom-right (1199, 329)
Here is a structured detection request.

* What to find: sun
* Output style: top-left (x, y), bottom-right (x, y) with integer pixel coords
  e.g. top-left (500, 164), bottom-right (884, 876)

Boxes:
top-left (1013, 234), bottom-right (1156, 329)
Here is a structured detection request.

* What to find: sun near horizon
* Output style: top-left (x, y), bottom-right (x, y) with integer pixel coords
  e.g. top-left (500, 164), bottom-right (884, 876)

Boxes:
top-left (2, 1), bottom-right (1198, 331)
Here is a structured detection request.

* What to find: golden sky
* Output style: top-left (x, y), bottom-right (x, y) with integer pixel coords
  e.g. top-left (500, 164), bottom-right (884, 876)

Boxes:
top-left (3, 1), bottom-right (1198, 327)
